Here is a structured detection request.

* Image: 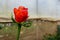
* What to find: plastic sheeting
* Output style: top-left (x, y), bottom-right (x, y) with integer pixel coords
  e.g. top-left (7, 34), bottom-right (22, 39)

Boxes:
top-left (0, 0), bottom-right (60, 19)
top-left (38, 0), bottom-right (60, 19)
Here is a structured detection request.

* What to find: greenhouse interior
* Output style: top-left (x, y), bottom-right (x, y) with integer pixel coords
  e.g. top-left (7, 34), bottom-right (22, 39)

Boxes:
top-left (0, 0), bottom-right (60, 40)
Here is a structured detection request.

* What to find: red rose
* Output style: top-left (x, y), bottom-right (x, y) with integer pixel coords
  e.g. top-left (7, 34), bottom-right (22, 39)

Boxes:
top-left (13, 6), bottom-right (28, 23)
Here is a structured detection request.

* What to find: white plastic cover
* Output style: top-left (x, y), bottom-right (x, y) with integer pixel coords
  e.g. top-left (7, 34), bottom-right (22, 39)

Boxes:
top-left (0, 0), bottom-right (60, 19)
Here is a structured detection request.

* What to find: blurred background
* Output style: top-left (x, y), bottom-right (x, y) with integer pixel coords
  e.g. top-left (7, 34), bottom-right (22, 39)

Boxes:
top-left (0, 0), bottom-right (60, 40)
top-left (0, 0), bottom-right (60, 19)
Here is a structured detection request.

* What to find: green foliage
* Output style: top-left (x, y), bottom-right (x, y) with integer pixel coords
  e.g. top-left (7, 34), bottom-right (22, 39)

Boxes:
top-left (0, 25), bottom-right (3, 29)
top-left (21, 21), bottom-right (32, 27)
top-left (11, 15), bottom-right (16, 23)
top-left (43, 25), bottom-right (60, 40)
top-left (43, 34), bottom-right (57, 40)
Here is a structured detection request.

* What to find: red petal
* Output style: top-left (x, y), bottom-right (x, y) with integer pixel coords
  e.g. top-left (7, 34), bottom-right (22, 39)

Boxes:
top-left (18, 6), bottom-right (25, 10)
top-left (14, 8), bottom-right (18, 14)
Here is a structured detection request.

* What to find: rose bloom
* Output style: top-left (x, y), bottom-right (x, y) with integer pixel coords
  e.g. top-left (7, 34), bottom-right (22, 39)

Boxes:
top-left (13, 6), bottom-right (28, 23)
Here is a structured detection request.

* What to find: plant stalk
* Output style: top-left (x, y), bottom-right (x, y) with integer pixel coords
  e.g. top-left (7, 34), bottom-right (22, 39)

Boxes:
top-left (17, 24), bottom-right (21, 40)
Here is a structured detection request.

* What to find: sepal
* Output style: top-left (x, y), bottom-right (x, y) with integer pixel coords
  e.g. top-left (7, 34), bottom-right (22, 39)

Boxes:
top-left (22, 21), bottom-right (32, 27)
top-left (11, 14), bottom-right (16, 23)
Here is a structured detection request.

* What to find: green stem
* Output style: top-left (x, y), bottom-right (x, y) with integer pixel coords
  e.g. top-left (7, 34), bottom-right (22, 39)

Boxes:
top-left (17, 24), bottom-right (21, 40)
